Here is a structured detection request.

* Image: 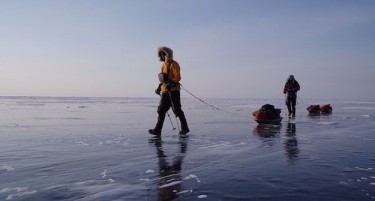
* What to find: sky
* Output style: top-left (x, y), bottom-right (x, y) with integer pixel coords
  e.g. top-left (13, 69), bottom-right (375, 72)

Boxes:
top-left (1, 0), bottom-right (374, 100)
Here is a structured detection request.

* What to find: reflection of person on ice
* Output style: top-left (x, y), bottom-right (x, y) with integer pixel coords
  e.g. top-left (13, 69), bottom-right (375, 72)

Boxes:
top-left (283, 75), bottom-right (300, 118)
top-left (149, 47), bottom-right (190, 137)
top-left (284, 122), bottom-right (299, 162)
top-left (152, 138), bottom-right (188, 200)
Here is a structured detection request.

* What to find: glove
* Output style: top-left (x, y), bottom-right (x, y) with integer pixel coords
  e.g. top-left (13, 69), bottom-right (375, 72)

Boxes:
top-left (166, 83), bottom-right (173, 91)
top-left (158, 73), bottom-right (168, 83)
top-left (165, 82), bottom-right (176, 91)
top-left (155, 84), bottom-right (162, 95)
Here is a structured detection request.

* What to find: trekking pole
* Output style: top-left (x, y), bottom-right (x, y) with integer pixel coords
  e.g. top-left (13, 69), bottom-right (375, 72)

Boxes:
top-left (159, 94), bottom-right (176, 130)
top-left (167, 91), bottom-right (181, 132)
top-left (167, 111), bottom-right (176, 130)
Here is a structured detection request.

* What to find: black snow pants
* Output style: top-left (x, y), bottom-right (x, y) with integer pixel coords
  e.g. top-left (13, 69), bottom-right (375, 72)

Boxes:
top-left (153, 91), bottom-right (189, 132)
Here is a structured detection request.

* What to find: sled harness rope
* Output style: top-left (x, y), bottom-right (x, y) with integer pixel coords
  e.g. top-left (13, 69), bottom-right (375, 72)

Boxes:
top-left (180, 84), bottom-right (237, 115)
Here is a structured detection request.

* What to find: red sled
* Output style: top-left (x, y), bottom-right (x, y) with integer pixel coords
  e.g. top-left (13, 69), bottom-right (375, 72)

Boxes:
top-left (307, 105), bottom-right (320, 115)
top-left (253, 104), bottom-right (282, 124)
top-left (320, 104), bottom-right (332, 114)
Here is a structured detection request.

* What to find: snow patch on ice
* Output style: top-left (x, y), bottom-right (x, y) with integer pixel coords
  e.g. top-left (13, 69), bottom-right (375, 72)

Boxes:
top-left (69, 179), bottom-right (147, 200)
top-left (101, 169), bottom-right (107, 178)
top-left (185, 174), bottom-right (201, 183)
top-left (361, 114), bottom-right (374, 118)
top-left (339, 181), bottom-right (348, 185)
top-left (176, 189), bottom-right (193, 195)
top-left (198, 194), bottom-right (208, 198)
top-left (0, 187), bottom-right (37, 200)
top-left (355, 167), bottom-right (372, 171)
top-left (75, 180), bottom-right (96, 185)
top-left (75, 140), bottom-right (89, 146)
top-left (145, 169), bottom-right (155, 174)
top-left (1, 165), bottom-right (15, 172)
top-left (316, 122), bottom-right (340, 125)
top-left (344, 107), bottom-right (375, 110)
top-left (343, 116), bottom-right (357, 120)
top-left (158, 180), bottom-right (182, 188)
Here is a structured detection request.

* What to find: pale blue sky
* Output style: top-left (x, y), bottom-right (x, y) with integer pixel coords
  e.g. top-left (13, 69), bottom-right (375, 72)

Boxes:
top-left (1, 0), bottom-right (374, 100)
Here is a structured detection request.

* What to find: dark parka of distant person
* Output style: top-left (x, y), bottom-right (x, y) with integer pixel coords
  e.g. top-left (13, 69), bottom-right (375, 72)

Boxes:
top-left (283, 75), bottom-right (300, 118)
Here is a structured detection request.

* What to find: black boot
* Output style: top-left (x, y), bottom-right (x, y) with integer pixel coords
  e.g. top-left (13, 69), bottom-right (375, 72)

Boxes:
top-left (178, 113), bottom-right (190, 135)
top-left (149, 114), bottom-right (165, 136)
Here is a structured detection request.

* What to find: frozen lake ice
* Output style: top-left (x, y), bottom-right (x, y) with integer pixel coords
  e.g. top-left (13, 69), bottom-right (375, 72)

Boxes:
top-left (0, 96), bottom-right (374, 200)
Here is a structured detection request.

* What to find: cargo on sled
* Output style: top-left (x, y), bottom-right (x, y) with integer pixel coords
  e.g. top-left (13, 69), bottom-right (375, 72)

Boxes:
top-left (253, 104), bottom-right (282, 124)
top-left (320, 104), bottom-right (332, 114)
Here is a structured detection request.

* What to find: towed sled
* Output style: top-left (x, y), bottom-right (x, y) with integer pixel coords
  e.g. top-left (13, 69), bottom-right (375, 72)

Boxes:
top-left (253, 104), bottom-right (282, 124)
top-left (307, 105), bottom-right (321, 115)
top-left (320, 104), bottom-right (332, 114)
top-left (307, 104), bottom-right (332, 115)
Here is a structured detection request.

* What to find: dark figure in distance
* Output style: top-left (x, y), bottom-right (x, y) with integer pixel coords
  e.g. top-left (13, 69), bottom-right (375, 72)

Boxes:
top-left (283, 75), bottom-right (300, 118)
top-left (149, 47), bottom-right (190, 136)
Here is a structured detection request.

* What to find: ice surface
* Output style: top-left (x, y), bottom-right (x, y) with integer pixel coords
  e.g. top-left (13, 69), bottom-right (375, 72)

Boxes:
top-left (0, 97), bottom-right (375, 200)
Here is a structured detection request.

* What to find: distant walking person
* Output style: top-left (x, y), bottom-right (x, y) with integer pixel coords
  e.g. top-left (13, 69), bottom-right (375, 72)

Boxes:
top-left (283, 75), bottom-right (300, 118)
top-left (149, 47), bottom-right (190, 136)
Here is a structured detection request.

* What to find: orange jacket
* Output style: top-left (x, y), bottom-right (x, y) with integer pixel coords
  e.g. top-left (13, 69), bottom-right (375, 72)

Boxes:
top-left (160, 60), bottom-right (181, 93)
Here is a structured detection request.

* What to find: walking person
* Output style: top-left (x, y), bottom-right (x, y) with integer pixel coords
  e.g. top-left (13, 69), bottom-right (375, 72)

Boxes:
top-left (149, 46), bottom-right (190, 136)
top-left (283, 75), bottom-right (300, 118)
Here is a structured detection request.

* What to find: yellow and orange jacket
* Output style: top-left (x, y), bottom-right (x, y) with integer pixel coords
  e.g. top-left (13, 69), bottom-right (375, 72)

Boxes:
top-left (160, 60), bottom-right (181, 93)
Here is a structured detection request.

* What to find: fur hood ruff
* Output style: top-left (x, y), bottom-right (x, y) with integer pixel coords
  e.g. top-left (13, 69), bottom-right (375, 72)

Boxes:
top-left (158, 46), bottom-right (173, 63)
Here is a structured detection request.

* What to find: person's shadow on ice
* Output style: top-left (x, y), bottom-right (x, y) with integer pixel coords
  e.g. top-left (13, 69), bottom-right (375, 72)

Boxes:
top-left (151, 138), bottom-right (188, 201)
top-left (284, 122), bottom-right (299, 162)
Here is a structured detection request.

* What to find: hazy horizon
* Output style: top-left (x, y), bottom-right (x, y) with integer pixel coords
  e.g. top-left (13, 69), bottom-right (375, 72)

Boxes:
top-left (1, 95), bottom-right (374, 103)
top-left (1, 1), bottom-right (374, 100)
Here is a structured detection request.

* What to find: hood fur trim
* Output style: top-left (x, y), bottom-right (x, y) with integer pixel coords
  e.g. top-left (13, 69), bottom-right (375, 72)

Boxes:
top-left (158, 46), bottom-right (173, 63)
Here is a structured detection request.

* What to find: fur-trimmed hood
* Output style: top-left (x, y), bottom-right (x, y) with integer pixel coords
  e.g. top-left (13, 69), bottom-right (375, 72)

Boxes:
top-left (158, 46), bottom-right (173, 63)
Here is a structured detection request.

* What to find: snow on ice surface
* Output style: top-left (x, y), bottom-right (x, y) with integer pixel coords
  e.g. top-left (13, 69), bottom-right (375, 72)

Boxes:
top-left (1, 165), bottom-right (15, 172)
top-left (0, 97), bottom-right (375, 200)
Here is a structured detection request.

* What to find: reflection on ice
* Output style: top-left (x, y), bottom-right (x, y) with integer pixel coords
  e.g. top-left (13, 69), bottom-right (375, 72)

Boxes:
top-left (284, 123), bottom-right (299, 162)
top-left (253, 124), bottom-right (281, 138)
top-left (150, 137), bottom-right (189, 200)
